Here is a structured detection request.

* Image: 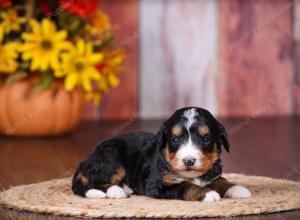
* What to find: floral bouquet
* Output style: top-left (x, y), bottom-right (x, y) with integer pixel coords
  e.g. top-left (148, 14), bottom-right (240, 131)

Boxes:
top-left (0, 0), bottom-right (124, 105)
top-left (0, 0), bottom-right (124, 136)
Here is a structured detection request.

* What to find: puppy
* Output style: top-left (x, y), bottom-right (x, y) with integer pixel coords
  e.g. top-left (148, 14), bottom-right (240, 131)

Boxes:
top-left (72, 107), bottom-right (251, 202)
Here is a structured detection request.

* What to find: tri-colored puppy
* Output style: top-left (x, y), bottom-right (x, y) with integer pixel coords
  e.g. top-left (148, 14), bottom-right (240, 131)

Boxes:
top-left (72, 107), bottom-right (251, 202)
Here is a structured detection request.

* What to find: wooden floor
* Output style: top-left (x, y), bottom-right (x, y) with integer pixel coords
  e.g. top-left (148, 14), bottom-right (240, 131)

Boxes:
top-left (0, 117), bottom-right (299, 219)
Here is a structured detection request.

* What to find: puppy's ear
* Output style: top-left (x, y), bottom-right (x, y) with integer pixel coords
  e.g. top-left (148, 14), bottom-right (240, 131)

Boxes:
top-left (218, 122), bottom-right (230, 153)
top-left (156, 124), bottom-right (167, 148)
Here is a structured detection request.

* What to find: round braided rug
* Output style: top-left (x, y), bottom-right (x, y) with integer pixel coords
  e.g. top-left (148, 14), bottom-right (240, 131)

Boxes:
top-left (0, 173), bottom-right (300, 218)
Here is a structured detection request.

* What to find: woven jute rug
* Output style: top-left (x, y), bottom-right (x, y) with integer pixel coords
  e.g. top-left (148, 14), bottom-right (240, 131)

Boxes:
top-left (0, 173), bottom-right (300, 219)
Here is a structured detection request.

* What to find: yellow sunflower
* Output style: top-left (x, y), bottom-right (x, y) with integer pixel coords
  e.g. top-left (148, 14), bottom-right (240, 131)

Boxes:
top-left (85, 50), bottom-right (124, 105)
top-left (0, 26), bottom-right (19, 73)
top-left (20, 18), bottom-right (71, 72)
top-left (0, 8), bottom-right (25, 33)
top-left (55, 39), bottom-right (103, 92)
top-left (85, 91), bottom-right (102, 105)
top-left (97, 49), bottom-right (125, 88)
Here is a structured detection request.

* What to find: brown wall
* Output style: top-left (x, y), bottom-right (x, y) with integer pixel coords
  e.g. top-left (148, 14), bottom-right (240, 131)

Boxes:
top-left (84, 0), bottom-right (300, 119)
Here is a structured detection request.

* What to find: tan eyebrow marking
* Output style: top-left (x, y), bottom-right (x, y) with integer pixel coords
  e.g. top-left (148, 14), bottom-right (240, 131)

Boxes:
top-left (172, 125), bottom-right (182, 136)
top-left (198, 125), bottom-right (210, 135)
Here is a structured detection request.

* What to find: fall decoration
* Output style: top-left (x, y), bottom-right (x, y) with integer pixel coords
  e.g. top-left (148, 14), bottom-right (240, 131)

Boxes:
top-left (0, 1), bottom-right (125, 136)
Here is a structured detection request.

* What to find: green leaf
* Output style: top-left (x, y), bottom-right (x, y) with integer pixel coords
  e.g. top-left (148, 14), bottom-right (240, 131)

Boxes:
top-left (58, 11), bottom-right (86, 37)
top-left (94, 33), bottom-right (114, 51)
top-left (34, 71), bottom-right (54, 90)
top-left (6, 72), bottom-right (27, 85)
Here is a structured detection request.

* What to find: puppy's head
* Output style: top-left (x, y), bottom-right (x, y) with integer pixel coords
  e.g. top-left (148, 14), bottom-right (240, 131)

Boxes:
top-left (158, 107), bottom-right (229, 179)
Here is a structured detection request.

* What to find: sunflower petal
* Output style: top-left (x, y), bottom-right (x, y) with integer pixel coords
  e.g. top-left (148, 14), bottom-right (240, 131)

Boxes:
top-left (59, 41), bottom-right (73, 50)
top-left (50, 56), bottom-right (60, 70)
top-left (82, 75), bottom-right (92, 92)
top-left (98, 78), bottom-right (109, 91)
top-left (30, 57), bottom-right (40, 71)
top-left (0, 26), bottom-right (4, 42)
top-left (42, 19), bottom-right (56, 36)
top-left (54, 31), bottom-right (67, 41)
top-left (89, 68), bottom-right (101, 80)
top-left (108, 74), bottom-right (120, 88)
top-left (77, 39), bottom-right (85, 55)
top-left (65, 74), bottom-right (78, 91)
top-left (88, 53), bottom-right (103, 64)
top-left (29, 19), bottom-right (41, 34)
top-left (54, 68), bottom-right (65, 78)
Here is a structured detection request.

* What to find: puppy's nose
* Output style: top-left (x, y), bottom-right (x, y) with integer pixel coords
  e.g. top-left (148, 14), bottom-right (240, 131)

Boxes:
top-left (183, 158), bottom-right (196, 167)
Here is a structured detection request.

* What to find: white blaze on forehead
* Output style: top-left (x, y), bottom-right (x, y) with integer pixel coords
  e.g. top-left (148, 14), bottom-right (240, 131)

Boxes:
top-left (183, 108), bottom-right (198, 130)
top-left (177, 108), bottom-right (201, 164)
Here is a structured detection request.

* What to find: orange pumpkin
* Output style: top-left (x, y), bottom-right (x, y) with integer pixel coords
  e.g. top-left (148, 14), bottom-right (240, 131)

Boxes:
top-left (0, 77), bottom-right (84, 136)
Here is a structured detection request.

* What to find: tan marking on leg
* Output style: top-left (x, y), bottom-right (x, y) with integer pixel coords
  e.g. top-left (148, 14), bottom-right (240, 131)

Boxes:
top-left (111, 167), bottom-right (126, 185)
top-left (198, 125), bottom-right (210, 135)
top-left (184, 184), bottom-right (210, 201)
top-left (101, 167), bottom-right (126, 191)
top-left (207, 177), bottom-right (234, 197)
top-left (77, 172), bottom-right (89, 187)
top-left (162, 172), bottom-right (185, 185)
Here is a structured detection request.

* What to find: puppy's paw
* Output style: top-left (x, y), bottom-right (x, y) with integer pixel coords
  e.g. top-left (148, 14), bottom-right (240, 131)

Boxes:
top-left (202, 191), bottom-right (221, 202)
top-left (225, 185), bottom-right (252, 199)
top-left (107, 185), bottom-right (127, 199)
top-left (122, 184), bottom-right (133, 196)
top-left (85, 189), bottom-right (106, 199)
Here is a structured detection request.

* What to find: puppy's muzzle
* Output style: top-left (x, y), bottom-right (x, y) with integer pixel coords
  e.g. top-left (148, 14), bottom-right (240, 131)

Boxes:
top-left (183, 157), bottom-right (196, 167)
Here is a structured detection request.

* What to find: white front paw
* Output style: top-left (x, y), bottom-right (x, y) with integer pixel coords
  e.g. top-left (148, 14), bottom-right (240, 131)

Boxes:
top-left (85, 189), bottom-right (106, 199)
top-left (122, 184), bottom-right (133, 195)
top-left (202, 191), bottom-right (221, 202)
top-left (225, 185), bottom-right (252, 199)
top-left (107, 185), bottom-right (127, 199)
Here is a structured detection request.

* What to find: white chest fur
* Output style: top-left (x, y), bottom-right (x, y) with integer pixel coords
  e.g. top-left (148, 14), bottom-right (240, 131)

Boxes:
top-left (190, 178), bottom-right (210, 187)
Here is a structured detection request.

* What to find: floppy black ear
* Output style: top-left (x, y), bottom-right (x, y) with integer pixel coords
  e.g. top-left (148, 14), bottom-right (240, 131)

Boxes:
top-left (156, 124), bottom-right (167, 148)
top-left (218, 122), bottom-right (230, 153)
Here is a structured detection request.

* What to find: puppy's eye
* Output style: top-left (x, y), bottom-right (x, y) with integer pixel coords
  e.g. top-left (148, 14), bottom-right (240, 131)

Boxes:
top-left (171, 137), bottom-right (179, 143)
top-left (201, 136), bottom-right (210, 144)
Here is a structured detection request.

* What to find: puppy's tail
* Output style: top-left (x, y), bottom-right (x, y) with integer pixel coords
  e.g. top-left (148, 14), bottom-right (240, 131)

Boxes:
top-left (72, 165), bottom-right (89, 197)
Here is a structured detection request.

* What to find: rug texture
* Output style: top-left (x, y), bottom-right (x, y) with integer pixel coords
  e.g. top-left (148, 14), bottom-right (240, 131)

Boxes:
top-left (0, 173), bottom-right (300, 218)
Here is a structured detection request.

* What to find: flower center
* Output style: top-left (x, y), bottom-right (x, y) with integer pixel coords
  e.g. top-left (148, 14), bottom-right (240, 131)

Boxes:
top-left (75, 62), bottom-right (85, 72)
top-left (41, 40), bottom-right (52, 50)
